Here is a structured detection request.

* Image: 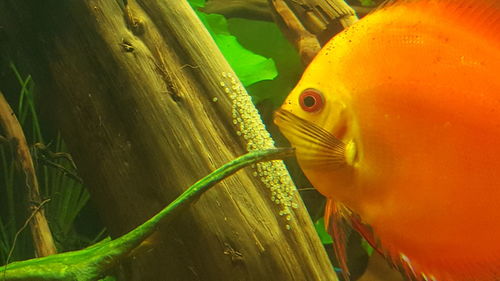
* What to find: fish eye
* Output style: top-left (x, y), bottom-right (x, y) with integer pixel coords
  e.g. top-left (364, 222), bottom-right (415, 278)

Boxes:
top-left (299, 89), bottom-right (324, 112)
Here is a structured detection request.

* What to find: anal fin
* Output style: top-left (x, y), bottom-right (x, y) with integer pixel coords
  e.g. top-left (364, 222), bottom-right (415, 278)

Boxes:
top-left (325, 199), bottom-right (352, 281)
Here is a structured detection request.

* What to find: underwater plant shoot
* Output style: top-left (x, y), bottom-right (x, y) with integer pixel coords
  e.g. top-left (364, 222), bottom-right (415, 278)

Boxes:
top-left (0, 148), bottom-right (294, 281)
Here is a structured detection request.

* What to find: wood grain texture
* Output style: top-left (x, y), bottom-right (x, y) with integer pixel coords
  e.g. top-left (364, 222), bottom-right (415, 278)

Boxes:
top-left (0, 92), bottom-right (57, 258)
top-left (0, 0), bottom-right (337, 280)
top-left (269, 0), bottom-right (358, 63)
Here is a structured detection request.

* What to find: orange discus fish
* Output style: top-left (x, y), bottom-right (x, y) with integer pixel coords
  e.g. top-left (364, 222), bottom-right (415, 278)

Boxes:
top-left (274, 0), bottom-right (500, 280)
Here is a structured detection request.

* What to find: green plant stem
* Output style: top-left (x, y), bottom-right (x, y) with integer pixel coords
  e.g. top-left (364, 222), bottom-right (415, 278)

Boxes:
top-left (0, 147), bottom-right (294, 281)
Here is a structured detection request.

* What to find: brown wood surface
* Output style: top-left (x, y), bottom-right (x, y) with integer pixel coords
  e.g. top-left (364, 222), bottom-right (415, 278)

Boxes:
top-left (269, 0), bottom-right (358, 63)
top-left (0, 0), bottom-right (337, 280)
top-left (0, 92), bottom-right (57, 258)
top-left (284, 0), bottom-right (358, 41)
top-left (203, 0), bottom-right (272, 20)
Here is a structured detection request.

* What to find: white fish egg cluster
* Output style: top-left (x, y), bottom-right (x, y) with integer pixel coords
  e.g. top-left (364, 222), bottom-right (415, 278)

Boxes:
top-left (220, 72), bottom-right (298, 229)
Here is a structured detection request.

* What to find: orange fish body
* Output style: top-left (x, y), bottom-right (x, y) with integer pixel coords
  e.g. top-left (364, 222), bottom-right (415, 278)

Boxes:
top-left (274, 1), bottom-right (500, 280)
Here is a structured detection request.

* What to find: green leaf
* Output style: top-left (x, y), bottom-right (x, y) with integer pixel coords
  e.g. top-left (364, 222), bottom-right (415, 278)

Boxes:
top-left (203, 13), bottom-right (230, 35)
top-left (188, 0), bottom-right (205, 8)
top-left (227, 18), bottom-right (303, 106)
top-left (359, 0), bottom-right (375, 7)
top-left (194, 11), bottom-right (278, 87)
top-left (361, 238), bottom-right (374, 256)
top-left (314, 218), bottom-right (333, 245)
top-left (216, 35), bottom-right (277, 86)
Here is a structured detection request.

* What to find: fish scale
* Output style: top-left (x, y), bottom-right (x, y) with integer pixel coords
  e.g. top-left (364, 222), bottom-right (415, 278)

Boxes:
top-left (274, 0), bottom-right (500, 280)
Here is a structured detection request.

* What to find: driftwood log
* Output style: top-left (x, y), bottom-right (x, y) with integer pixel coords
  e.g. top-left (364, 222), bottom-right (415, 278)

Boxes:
top-left (0, 0), bottom-right (337, 280)
top-left (269, 0), bottom-right (358, 63)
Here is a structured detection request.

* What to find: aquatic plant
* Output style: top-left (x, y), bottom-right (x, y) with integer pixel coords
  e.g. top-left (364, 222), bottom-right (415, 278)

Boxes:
top-left (0, 147), bottom-right (293, 281)
top-left (0, 65), bottom-right (100, 265)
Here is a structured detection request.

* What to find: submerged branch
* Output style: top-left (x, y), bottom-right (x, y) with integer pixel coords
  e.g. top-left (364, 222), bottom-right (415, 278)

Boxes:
top-left (269, 0), bottom-right (358, 63)
top-left (0, 91), bottom-right (57, 258)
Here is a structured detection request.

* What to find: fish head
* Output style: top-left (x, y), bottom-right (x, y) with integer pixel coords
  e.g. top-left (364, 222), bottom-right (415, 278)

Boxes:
top-left (273, 66), bottom-right (360, 198)
top-left (276, 67), bottom-right (352, 139)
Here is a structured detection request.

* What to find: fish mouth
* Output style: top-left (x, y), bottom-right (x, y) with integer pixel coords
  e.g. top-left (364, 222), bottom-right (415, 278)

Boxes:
top-left (273, 108), bottom-right (347, 169)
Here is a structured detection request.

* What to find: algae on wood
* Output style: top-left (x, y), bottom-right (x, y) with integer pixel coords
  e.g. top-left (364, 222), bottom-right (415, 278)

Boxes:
top-left (0, 0), bottom-right (337, 280)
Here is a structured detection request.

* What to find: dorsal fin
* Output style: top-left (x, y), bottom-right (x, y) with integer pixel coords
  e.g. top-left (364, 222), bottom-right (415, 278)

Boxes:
top-left (377, 0), bottom-right (500, 11)
top-left (373, 0), bottom-right (500, 43)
